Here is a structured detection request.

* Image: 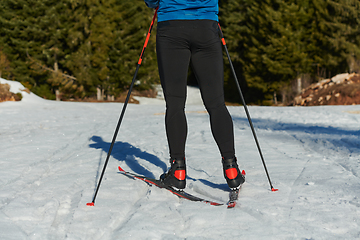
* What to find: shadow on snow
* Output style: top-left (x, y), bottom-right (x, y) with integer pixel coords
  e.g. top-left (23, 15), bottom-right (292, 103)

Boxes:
top-left (89, 135), bottom-right (167, 179)
top-left (88, 135), bottom-right (231, 191)
top-left (232, 116), bottom-right (360, 154)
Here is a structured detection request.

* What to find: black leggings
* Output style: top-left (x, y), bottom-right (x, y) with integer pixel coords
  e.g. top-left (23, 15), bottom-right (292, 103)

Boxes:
top-left (156, 20), bottom-right (235, 160)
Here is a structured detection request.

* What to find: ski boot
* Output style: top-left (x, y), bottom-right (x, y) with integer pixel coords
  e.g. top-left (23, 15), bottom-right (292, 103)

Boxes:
top-left (222, 157), bottom-right (245, 190)
top-left (160, 158), bottom-right (186, 190)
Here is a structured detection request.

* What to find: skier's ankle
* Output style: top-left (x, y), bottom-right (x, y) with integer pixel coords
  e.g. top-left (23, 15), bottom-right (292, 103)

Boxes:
top-left (160, 157), bottom-right (186, 190)
top-left (222, 157), bottom-right (245, 190)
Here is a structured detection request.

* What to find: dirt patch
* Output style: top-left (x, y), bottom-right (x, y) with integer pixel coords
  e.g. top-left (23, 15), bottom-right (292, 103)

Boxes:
top-left (292, 73), bottom-right (360, 106)
top-left (346, 111), bottom-right (360, 114)
top-left (0, 83), bottom-right (22, 102)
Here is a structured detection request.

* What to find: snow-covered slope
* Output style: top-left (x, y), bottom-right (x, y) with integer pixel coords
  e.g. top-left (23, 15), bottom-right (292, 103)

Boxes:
top-left (1, 80), bottom-right (360, 239)
top-left (0, 78), bottom-right (44, 103)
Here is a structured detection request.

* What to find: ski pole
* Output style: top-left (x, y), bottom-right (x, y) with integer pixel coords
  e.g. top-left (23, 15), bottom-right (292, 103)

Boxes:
top-left (218, 23), bottom-right (278, 192)
top-left (87, 8), bottom-right (159, 206)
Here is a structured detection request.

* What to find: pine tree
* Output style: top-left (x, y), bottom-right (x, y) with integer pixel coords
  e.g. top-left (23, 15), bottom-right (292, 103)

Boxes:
top-left (219, 0), bottom-right (360, 104)
top-left (301, 0), bottom-right (360, 76)
top-left (0, 49), bottom-right (12, 79)
top-left (0, 0), bottom-right (76, 99)
top-left (0, 0), bottom-right (159, 100)
top-left (108, 0), bottom-right (158, 95)
top-left (65, 0), bottom-right (115, 99)
top-left (0, 0), bottom-right (40, 86)
top-left (63, 0), bottom-right (159, 99)
top-left (220, 0), bottom-right (291, 103)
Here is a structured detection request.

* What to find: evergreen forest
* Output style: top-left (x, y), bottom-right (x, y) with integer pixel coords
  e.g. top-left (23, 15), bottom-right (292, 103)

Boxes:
top-left (1, 0), bottom-right (359, 104)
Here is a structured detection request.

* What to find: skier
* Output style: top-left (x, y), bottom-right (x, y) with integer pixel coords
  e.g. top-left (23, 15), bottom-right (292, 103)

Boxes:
top-left (144, 0), bottom-right (245, 191)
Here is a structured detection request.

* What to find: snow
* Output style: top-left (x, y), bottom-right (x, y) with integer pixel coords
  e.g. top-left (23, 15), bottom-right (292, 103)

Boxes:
top-left (1, 78), bottom-right (360, 239)
top-left (0, 78), bottom-right (44, 103)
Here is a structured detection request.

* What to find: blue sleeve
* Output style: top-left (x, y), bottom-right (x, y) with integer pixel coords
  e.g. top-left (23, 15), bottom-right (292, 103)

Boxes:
top-left (144, 0), bottom-right (159, 8)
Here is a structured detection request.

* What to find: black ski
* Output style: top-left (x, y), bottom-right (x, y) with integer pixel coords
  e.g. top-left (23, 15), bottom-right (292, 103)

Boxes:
top-left (118, 166), bottom-right (223, 206)
top-left (227, 170), bottom-right (246, 208)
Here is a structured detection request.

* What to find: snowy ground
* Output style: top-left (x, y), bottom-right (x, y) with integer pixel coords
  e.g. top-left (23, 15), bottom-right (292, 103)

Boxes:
top-left (1, 78), bottom-right (360, 240)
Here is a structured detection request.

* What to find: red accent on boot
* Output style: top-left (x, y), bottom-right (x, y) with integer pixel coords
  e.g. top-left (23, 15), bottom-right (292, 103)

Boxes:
top-left (225, 168), bottom-right (238, 180)
top-left (174, 170), bottom-right (186, 180)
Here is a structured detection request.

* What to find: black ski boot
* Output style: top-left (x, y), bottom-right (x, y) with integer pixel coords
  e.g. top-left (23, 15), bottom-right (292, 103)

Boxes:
top-left (160, 158), bottom-right (186, 190)
top-left (222, 157), bottom-right (245, 190)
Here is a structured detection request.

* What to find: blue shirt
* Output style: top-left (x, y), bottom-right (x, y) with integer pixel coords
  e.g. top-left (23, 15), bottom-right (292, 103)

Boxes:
top-left (144, 0), bottom-right (219, 22)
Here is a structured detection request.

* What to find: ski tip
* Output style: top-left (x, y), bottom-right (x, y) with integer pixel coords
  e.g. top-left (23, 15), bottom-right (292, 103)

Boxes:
top-left (210, 202), bottom-right (223, 206)
top-left (271, 187), bottom-right (279, 192)
top-left (86, 202), bottom-right (95, 206)
top-left (241, 170), bottom-right (246, 175)
top-left (118, 166), bottom-right (124, 172)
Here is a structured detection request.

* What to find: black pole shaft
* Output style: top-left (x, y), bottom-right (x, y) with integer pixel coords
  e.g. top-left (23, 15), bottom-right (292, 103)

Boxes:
top-left (87, 8), bottom-right (158, 206)
top-left (218, 24), bottom-right (277, 191)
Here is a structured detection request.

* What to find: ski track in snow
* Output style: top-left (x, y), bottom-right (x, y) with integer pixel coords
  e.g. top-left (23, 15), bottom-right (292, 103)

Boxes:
top-left (1, 79), bottom-right (360, 239)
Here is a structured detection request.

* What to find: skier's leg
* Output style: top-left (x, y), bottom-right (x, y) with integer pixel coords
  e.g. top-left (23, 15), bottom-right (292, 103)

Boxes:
top-left (156, 21), bottom-right (191, 189)
top-left (190, 20), bottom-right (244, 189)
top-left (156, 21), bottom-right (191, 160)
top-left (190, 20), bottom-right (235, 159)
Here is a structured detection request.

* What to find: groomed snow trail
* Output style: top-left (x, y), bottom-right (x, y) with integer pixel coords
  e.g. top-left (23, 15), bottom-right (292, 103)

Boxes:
top-left (1, 79), bottom-right (360, 239)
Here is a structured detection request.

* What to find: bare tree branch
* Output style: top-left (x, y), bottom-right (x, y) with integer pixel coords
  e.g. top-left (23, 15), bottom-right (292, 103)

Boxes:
top-left (26, 51), bottom-right (77, 81)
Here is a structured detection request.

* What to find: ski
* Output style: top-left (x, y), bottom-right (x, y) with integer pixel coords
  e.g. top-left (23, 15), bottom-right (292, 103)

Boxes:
top-left (227, 170), bottom-right (246, 208)
top-left (118, 166), bottom-right (223, 206)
